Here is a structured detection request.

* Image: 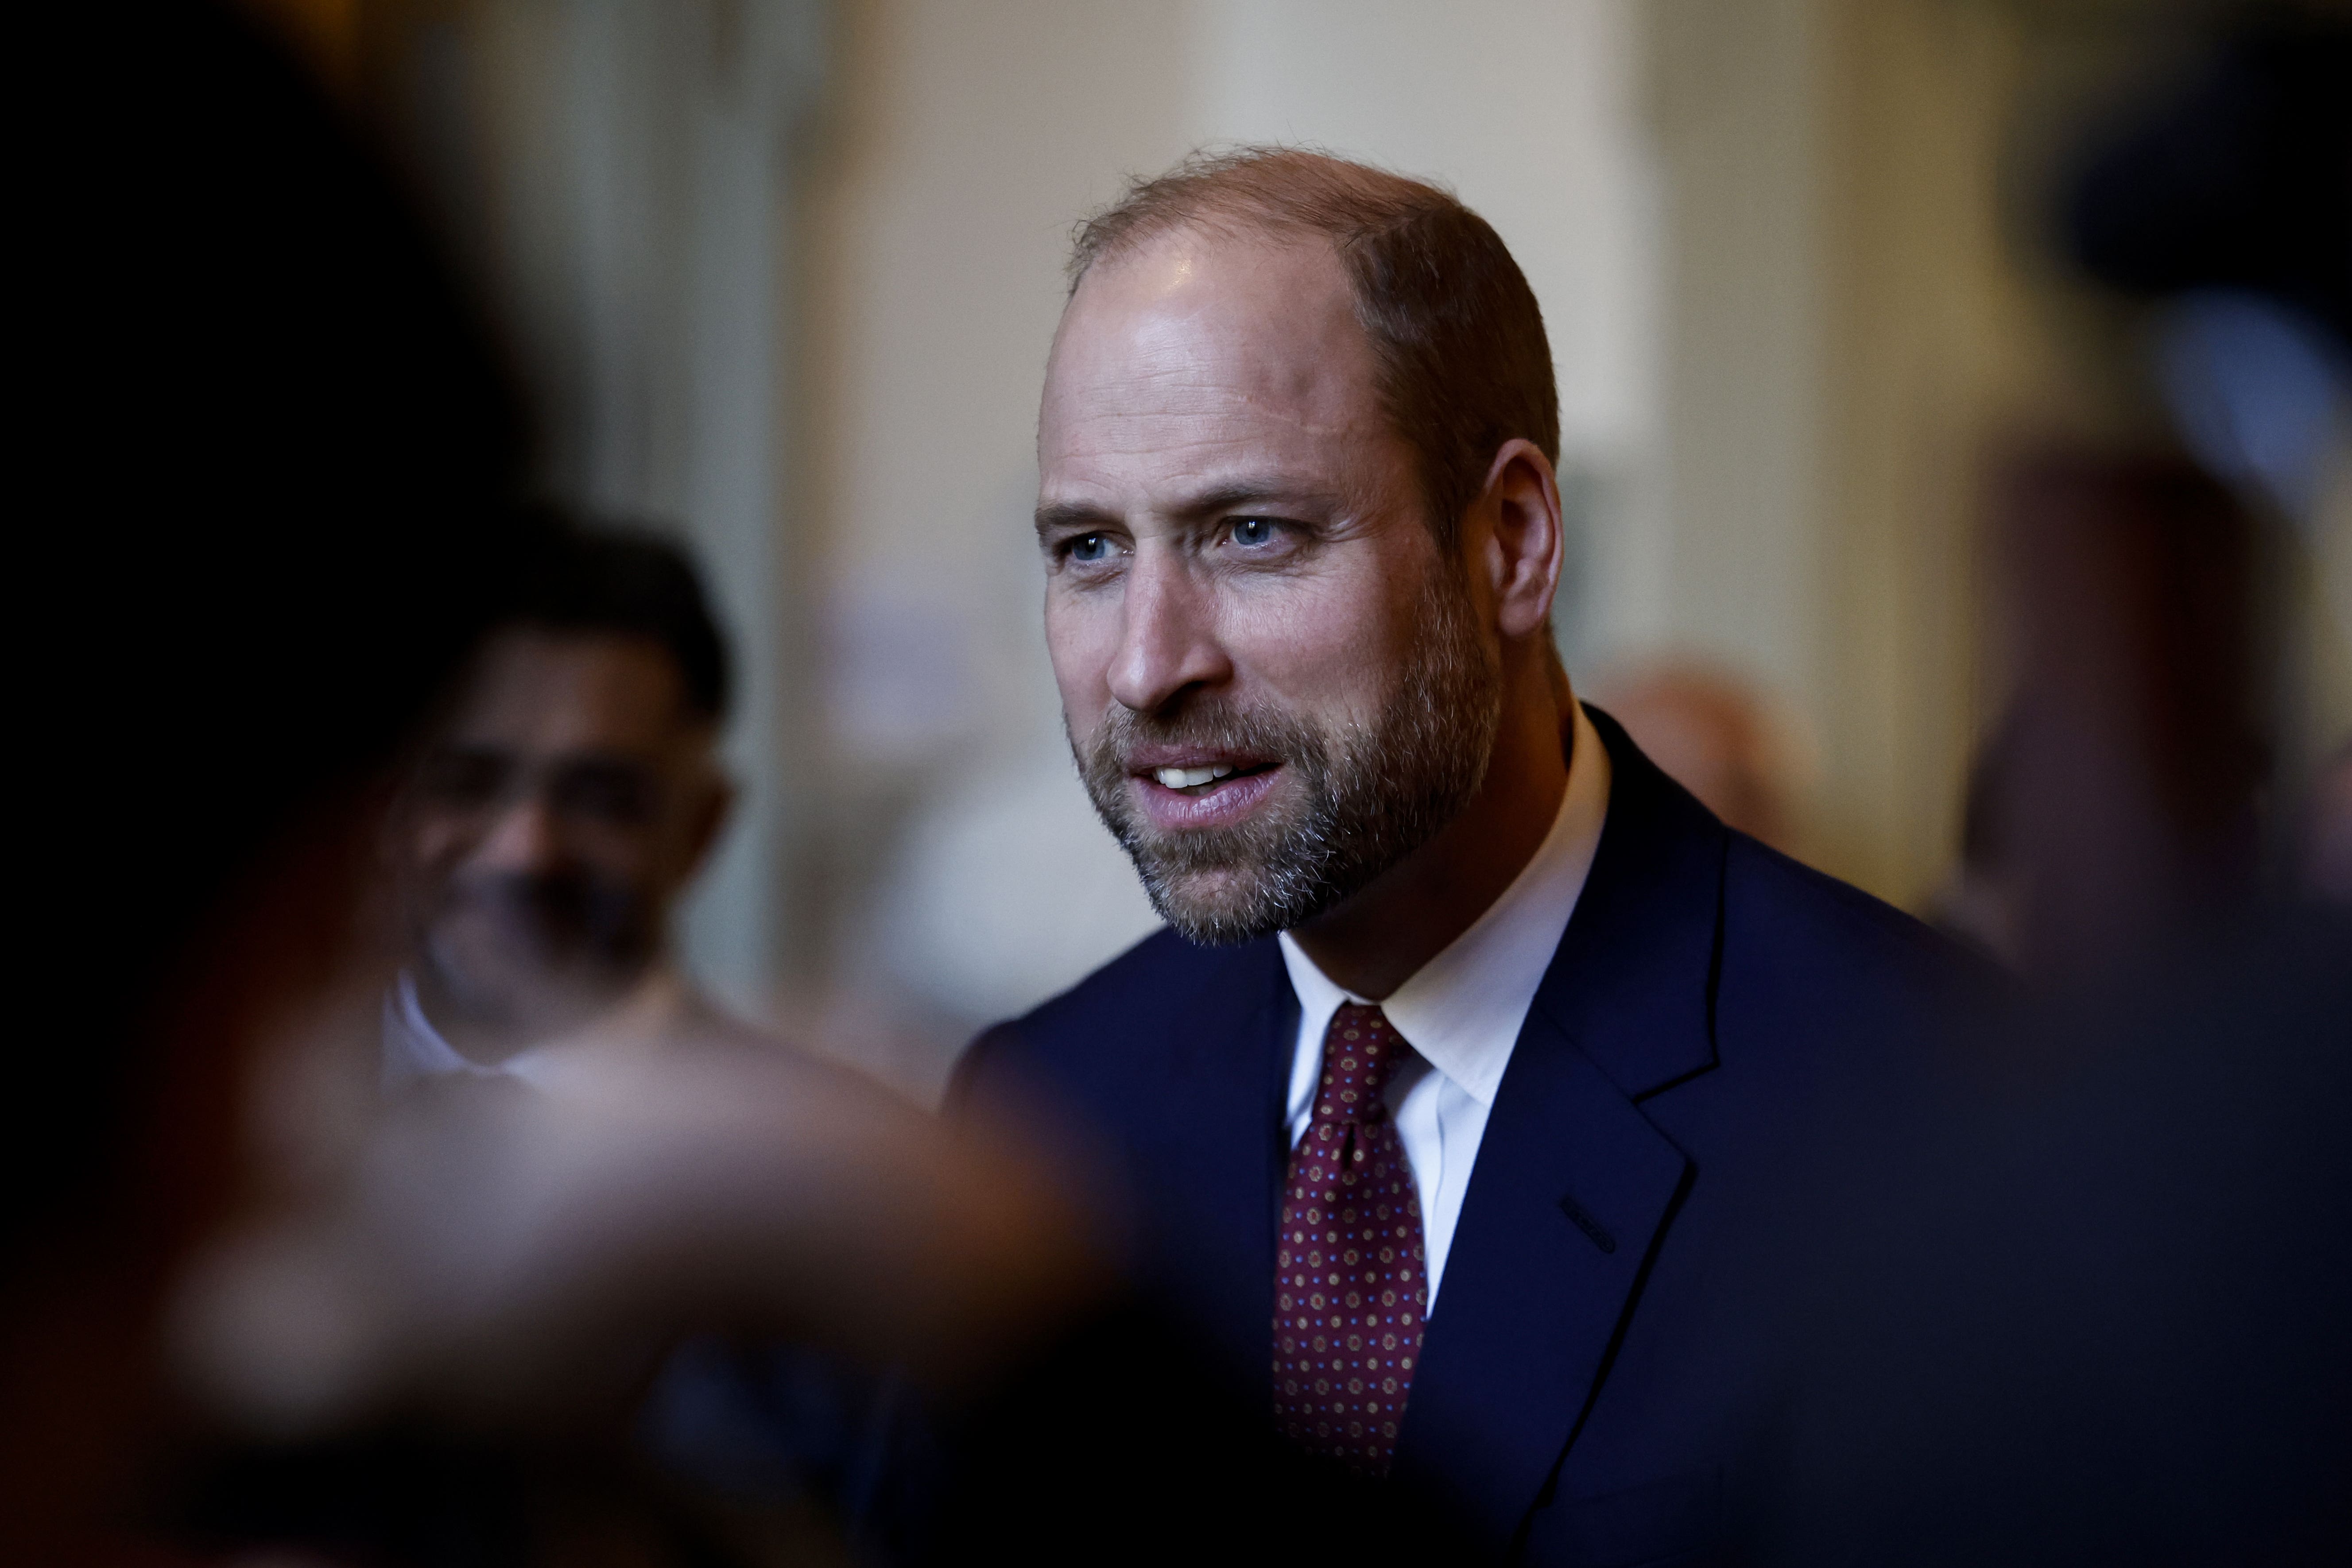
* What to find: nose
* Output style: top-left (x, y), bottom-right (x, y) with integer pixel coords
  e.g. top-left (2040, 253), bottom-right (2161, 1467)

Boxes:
top-left (473, 789), bottom-right (566, 876)
top-left (1105, 546), bottom-right (1232, 715)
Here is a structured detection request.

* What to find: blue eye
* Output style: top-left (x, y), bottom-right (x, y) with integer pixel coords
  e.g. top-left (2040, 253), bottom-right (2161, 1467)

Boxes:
top-left (1231, 517), bottom-right (1276, 547)
top-left (1069, 533), bottom-right (1111, 562)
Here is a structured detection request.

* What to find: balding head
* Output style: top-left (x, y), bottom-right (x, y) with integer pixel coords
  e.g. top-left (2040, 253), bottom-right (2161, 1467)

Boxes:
top-left (1067, 148), bottom-right (1559, 545)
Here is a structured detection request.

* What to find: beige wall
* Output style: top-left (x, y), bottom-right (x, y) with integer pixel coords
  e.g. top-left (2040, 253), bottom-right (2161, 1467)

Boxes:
top-left (1647, 0), bottom-right (2075, 903)
top-left (1809, 0), bottom-right (2046, 901)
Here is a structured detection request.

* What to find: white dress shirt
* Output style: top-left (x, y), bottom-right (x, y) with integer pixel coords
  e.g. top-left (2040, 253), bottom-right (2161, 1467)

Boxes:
top-left (1278, 701), bottom-right (1611, 1313)
top-left (381, 965), bottom-right (690, 1092)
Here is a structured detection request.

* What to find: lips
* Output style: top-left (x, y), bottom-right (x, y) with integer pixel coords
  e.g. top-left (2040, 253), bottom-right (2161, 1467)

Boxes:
top-left (1127, 753), bottom-right (1282, 831)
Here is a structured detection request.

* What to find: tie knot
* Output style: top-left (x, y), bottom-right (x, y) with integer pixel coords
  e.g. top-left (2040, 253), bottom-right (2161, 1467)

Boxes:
top-left (1315, 1003), bottom-right (1409, 1124)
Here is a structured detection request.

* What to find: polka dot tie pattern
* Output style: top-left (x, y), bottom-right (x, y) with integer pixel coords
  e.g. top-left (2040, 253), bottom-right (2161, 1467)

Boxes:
top-left (1273, 1003), bottom-right (1426, 1474)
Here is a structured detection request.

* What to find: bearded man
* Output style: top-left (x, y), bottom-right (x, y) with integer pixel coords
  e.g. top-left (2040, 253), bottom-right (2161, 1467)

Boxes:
top-left (953, 149), bottom-right (1977, 1564)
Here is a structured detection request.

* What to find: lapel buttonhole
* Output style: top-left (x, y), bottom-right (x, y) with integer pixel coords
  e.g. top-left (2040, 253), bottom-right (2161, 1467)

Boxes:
top-left (1558, 1194), bottom-right (1617, 1254)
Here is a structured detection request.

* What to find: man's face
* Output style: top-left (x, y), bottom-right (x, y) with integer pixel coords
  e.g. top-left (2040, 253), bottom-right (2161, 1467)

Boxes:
top-left (394, 629), bottom-right (725, 1032)
top-left (1038, 231), bottom-right (1501, 942)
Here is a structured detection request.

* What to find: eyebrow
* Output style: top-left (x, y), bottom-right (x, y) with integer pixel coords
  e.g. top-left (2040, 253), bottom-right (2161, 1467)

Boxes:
top-left (1033, 477), bottom-right (1342, 537)
top-left (1034, 499), bottom-right (1118, 537)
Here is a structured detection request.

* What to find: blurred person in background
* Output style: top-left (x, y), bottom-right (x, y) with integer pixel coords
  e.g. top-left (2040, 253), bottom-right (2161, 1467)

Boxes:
top-left (958, 148), bottom-right (1986, 1566)
top-left (1981, 451), bottom-right (2270, 979)
top-left (384, 523), bottom-right (744, 1083)
top-left (1928, 4), bottom-right (2348, 983)
top-left (205, 518), bottom-right (922, 1564)
top-left (1586, 659), bottom-right (1803, 852)
top-left (2061, 1), bottom-right (2350, 927)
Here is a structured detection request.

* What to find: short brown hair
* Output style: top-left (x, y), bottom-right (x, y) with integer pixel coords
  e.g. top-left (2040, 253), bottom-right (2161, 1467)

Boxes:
top-left (1068, 147), bottom-right (1560, 545)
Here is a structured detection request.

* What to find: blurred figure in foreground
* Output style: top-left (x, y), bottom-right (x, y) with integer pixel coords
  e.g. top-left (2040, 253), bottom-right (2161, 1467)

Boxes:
top-left (5, 8), bottom-right (1092, 1564)
top-left (384, 524), bottom-right (744, 1082)
top-left (5, 0), bottom-right (527, 1557)
top-left (1755, 15), bottom-right (2352, 1562)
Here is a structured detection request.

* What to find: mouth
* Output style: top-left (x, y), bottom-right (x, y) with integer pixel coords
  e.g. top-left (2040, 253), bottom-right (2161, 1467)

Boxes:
top-left (1126, 753), bottom-right (1283, 829)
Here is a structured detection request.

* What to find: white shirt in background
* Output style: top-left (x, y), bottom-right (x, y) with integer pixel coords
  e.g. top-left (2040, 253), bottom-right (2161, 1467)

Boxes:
top-left (1278, 702), bottom-right (1612, 1313)
top-left (380, 965), bottom-right (690, 1092)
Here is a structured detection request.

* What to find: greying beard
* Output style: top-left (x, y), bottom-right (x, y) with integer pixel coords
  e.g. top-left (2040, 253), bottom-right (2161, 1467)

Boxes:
top-left (1074, 573), bottom-right (1502, 944)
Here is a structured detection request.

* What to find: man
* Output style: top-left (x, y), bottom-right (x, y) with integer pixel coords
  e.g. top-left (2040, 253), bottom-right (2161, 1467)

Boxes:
top-left (956, 149), bottom-right (1976, 1562)
top-left (384, 524), bottom-right (745, 1081)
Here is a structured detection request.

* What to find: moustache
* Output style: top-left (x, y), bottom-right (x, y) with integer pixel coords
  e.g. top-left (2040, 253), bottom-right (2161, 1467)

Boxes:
top-left (1081, 698), bottom-right (1332, 781)
top-left (440, 869), bottom-right (650, 959)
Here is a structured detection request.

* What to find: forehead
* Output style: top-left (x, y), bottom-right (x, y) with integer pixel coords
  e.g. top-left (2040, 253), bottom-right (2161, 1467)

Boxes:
top-left (1039, 230), bottom-right (1394, 499)
top-left (444, 627), bottom-right (688, 751)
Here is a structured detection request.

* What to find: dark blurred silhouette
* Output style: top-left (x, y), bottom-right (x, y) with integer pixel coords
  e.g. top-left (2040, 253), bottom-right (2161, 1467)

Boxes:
top-left (1755, 907), bottom-right (2352, 1567)
top-left (4, 10), bottom-right (1088, 1567)
top-left (1754, 14), bottom-right (2352, 1562)
top-left (1939, 10), bottom-right (2350, 980)
top-left (1979, 452), bottom-right (2269, 981)
top-left (8, 1), bottom-right (527, 1557)
top-left (10, 0), bottom-right (526, 1268)
top-left (2064, 12), bottom-right (2351, 352)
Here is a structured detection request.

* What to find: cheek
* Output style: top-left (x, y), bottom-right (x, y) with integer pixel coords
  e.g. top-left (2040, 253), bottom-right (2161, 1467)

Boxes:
top-left (1224, 571), bottom-right (1417, 723)
top-left (1043, 587), bottom-right (1118, 711)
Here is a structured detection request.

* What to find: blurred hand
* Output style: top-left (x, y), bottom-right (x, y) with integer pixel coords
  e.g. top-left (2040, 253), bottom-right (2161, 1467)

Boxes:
top-left (171, 1023), bottom-right (1100, 1437)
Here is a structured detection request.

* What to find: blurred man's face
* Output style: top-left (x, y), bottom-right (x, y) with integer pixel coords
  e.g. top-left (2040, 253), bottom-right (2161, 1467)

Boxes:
top-left (395, 629), bottom-right (726, 1040)
top-left (1037, 230), bottom-right (1500, 942)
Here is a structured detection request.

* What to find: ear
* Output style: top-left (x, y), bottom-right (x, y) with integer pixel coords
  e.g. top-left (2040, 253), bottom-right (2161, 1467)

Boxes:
top-left (1470, 437), bottom-right (1565, 643)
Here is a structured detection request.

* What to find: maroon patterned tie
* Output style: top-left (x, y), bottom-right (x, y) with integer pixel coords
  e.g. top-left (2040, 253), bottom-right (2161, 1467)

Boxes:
top-left (1273, 1002), bottom-right (1426, 1472)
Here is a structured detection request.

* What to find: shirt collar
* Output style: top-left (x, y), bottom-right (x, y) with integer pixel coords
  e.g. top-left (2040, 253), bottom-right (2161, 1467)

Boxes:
top-left (382, 969), bottom-right (491, 1090)
top-left (1279, 700), bottom-right (1612, 1105)
top-left (382, 964), bottom-right (689, 1091)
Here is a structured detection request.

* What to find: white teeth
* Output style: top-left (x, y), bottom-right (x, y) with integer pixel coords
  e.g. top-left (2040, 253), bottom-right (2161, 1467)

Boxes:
top-left (1154, 764), bottom-right (1236, 790)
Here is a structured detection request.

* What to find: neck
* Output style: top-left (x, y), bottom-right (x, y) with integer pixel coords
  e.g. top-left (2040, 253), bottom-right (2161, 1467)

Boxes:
top-left (1290, 649), bottom-right (1573, 999)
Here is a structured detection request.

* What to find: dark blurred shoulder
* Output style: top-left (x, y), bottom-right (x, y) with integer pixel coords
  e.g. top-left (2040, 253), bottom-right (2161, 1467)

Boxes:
top-left (948, 925), bottom-right (1238, 1100)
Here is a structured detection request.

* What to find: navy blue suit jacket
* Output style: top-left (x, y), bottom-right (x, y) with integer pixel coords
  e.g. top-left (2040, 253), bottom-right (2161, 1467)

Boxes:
top-left (957, 709), bottom-right (1976, 1564)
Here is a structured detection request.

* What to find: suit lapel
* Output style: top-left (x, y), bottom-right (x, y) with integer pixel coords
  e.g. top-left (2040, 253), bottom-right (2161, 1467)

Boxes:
top-left (1394, 707), bottom-right (1727, 1542)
